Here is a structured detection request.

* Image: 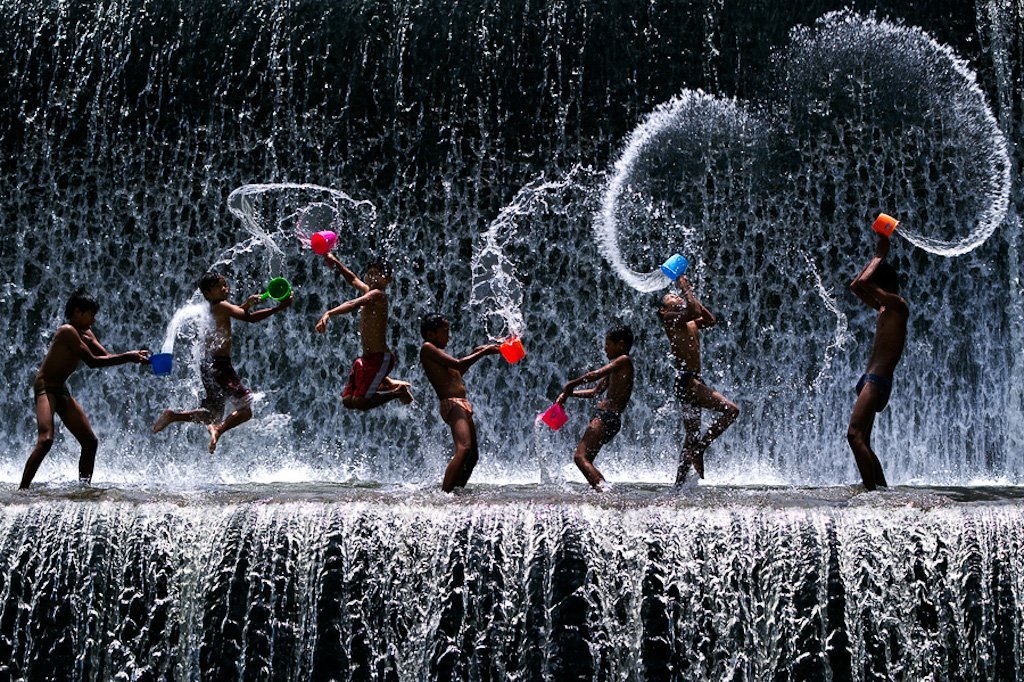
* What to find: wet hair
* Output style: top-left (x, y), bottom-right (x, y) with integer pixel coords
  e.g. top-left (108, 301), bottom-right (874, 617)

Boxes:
top-left (606, 325), bottom-right (635, 352)
top-left (870, 262), bottom-right (900, 294)
top-left (64, 289), bottom-right (99, 320)
top-left (421, 312), bottom-right (449, 339)
top-left (198, 271), bottom-right (226, 294)
top-left (367, 259), bottom-right (393, 278)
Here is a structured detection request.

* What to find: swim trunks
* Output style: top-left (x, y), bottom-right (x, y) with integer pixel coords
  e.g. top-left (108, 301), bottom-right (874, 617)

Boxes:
top-left (439, 397), bottom-right (474, 423)
top-left (856, 373), bottom-right (892, 411)
top-left (33, 381), bottom-right (72, 411)
top-left (201, 356), bottom-right (252, 416)
top-left (674, 369), bottom-right (706, 399)
top-left (591, 408), bottom-right (623, 446)
top-left (342, 352), bottom-right (395, 399)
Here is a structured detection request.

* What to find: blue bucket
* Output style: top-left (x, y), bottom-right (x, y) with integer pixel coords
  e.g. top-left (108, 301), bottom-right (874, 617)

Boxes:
top-left (151, 353), bottom-right (173, 376)
top-left (661, 254), bottom-right (689, 281)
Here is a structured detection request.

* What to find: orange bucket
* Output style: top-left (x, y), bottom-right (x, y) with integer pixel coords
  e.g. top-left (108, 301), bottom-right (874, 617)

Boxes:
top-left (872, 213), bottom-right (899, 237)
top-left (499, 336), bottom-right (526, 364)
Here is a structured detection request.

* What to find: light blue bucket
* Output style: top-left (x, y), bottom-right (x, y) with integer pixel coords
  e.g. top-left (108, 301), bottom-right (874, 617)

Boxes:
top-left (661, 254), bottom-right (689, 280)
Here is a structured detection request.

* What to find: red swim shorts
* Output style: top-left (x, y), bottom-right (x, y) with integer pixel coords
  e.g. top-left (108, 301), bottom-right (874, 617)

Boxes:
top-left (342, 352), bottom-right (396, 399)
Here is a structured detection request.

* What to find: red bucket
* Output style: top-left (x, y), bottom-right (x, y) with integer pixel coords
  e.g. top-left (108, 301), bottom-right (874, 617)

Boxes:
top-left (499, 336), bottom-right (526, 364)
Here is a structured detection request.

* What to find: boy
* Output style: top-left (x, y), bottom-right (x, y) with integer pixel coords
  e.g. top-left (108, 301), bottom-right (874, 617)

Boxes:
top-left (419, 313), bottom-right (502, 492)
top-left (658, 276), bottom-right (739, 485)
top-left (556, 326), bottom-right (635, 490)
top-left (152, 271), bottom-right (292, 453)
top-left (21, 289), bottom-right (150, 489)
top-left (848, 232), bottom-right (907, 490)
top-left (315, 253), bottom-right (413, 409)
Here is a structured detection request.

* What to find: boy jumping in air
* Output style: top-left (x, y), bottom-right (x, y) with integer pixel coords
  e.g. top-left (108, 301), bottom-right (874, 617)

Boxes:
top-left (315, 253), bottom-right (413, 409)
top-left (21, 289), bottom-right (150, 489)
top-left (152, 271), bottom-right (292, 453)
top-left (848, 232), bottom-right (907, 490)
top-left (658, 276), bottom-right (739, 485)
top-left (419, 313), bottom-right (501, 492)
top-left (556, 326), bottom-right (635, 490)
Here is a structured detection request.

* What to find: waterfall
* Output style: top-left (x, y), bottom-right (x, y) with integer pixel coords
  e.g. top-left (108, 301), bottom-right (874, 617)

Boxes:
top-left (1, 494), bottom-right (1022, 679)
top-left (0, 0), bottom-right (1021, 487)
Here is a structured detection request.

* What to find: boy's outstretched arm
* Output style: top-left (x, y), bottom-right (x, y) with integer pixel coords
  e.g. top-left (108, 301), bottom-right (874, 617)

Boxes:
top-left (322, 253), bottom-right (369, 294)
top-left (225, 294), bottom-right (294, 323)
top-left (557, 357), bottom-right (627, 404)
top-left (315, 289), bottom-right (382, 332)
top-left (420, 342), bottom-right (501, 374)
top-left (62, 327), bottom-right (149, 368)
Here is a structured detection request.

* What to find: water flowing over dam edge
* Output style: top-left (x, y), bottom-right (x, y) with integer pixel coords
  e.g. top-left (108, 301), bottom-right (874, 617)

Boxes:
top-left (1, 487), bottom-right (1022, 680)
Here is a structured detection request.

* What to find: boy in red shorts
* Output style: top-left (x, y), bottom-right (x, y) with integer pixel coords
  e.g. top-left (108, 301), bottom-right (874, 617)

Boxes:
top-left (315, 254), bottom-right (413, 409)
top-left (152, 271), bottom-right (292, 452)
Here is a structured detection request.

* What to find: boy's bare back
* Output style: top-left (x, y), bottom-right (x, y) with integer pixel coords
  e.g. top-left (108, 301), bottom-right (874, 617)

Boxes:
top-left (866, 302), bottom-right (908, 377)
top-left (600, 356), bottom-right (634, 413)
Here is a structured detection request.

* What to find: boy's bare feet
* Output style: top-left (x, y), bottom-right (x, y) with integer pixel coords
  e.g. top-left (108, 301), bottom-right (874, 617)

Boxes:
top-left (396, 384), bottom-right (414, 404)
top-left (152, 410), bottom-right (175, 433)
top-left (207, 424), bottom-right (220, 453)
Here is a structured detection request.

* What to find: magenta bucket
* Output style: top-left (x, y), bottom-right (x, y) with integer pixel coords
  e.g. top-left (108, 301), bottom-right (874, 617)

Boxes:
top-left (541, 403), bottom-right (569, 430)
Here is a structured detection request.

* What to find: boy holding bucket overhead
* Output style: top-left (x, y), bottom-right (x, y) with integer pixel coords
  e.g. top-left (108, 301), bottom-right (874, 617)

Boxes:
top-left (152, 271), bottom-right (293, 453)
top-left (419, 313), bottom-right (502, 492)
top-left (658, 275), bottom-right (739, 485)
top-left (847, 229), bottom-right (907, 491)
top-left (555, 325), bottom-right (635, 490)
top-left (20, 289), bottom-right (151, 489)
top-left (315, 253), bottom-right (414, 409)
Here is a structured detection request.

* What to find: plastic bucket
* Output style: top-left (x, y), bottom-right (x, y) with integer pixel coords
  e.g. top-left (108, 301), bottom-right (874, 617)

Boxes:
top-left (499, 336), bottom-right (526, 364)
top-left (151, 353), bottom-right (173, 376)
top-left (311, 231), bottom-right (338, 255)
top-left (661, 254), bottom-right (689, 280)
top-left (541, 403), bottom-right (568, 430)
top-left (872, 214), bottom-right (899, 236)
top-left (262, 277), bottom-right (292, 301)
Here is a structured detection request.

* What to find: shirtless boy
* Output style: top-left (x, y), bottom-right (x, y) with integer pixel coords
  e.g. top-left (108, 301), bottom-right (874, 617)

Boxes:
top-left (315, 254), bottom-right (413, 409)
top-left (848, 232), bottom-right (907, 490)
top-left (419, 313), bottom-right (501, 492)
top-left (556, 326), bottom-right (635, 490)
top-left (152, 271), bottom-right (293, 453)
top-left (20, 289), bottom-right (150, 489)
top-left (659, 276), bottom-right (739, 485)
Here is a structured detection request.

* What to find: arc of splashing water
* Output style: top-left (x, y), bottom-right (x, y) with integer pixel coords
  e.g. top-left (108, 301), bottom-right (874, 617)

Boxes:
top-left (594, 91), bottom-right (742, 293)
top-left (226, 182), bottom-right (378, 257)
top-left (470, 168), bottom-right (588, 340)
top-left (786, 11), bottom-right (1011, 257)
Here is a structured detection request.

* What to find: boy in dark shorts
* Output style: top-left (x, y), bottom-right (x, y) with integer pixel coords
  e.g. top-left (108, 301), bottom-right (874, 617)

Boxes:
top-left (315, 254), bottom-right (413, 409)
top-left (419, 313), bottom-right (502, 492)
top-left (20, 289), bottom-right (150, 489)
top-left (658, 275), bottom-right (739, 485)
top-left (848, 232), bottom-right (908, 490)
top-left (556, 326), bottom-right (635, 490)
top-left (152, 271), bottom-right (292, 453)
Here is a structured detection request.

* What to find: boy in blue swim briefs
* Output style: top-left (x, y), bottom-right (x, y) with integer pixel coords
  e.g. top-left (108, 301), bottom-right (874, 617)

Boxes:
top-left (556, 326), bottom-right (635, 491)
top-left (848, 232), bottom-right (908, 490)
